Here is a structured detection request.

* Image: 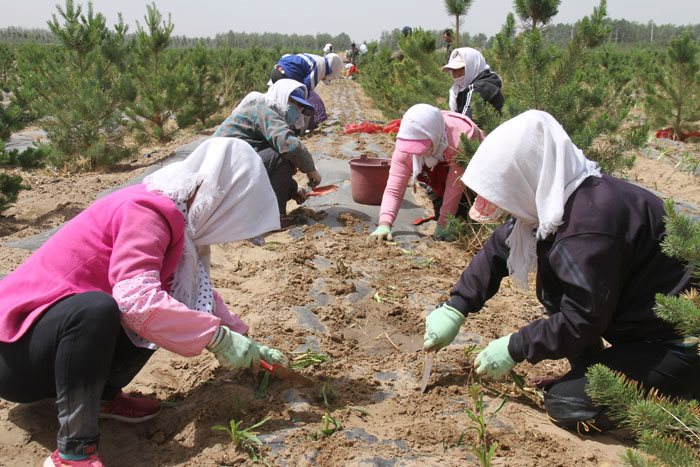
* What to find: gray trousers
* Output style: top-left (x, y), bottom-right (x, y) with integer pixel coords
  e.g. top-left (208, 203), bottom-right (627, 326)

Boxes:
top-left (258, 148), bottom-right (298, 215)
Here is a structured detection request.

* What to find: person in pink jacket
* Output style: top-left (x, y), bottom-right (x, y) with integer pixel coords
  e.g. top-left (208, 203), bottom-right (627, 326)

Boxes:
top-left (368, 103), bottom-right (483, 242)
top-left (0, 138), bottom-right (288, 467)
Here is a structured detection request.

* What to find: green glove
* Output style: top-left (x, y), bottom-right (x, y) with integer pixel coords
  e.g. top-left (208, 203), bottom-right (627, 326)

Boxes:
top-left (367, 224), bottom-right (393, 243)
top-left (474, 334), bottom-right (516, 379)
top-left (434, 224), bottom-right (455, 242)
top-left (423, 304), bottom-right (466, 351)
top-left (256, 343), bottom-right (290, 368)
top-left (207, 326), bottom-right (260, 371)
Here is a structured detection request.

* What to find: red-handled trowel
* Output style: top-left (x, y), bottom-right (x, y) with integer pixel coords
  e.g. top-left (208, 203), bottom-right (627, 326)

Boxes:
top-left (259, 360), bottom-right (315, 387)
top-left (306, 184), bottom-right (339, 197)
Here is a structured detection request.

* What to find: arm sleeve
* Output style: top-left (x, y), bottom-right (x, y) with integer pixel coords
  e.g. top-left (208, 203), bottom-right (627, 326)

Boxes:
top-left (378, 149), bottom-right (412, 225)
top-left (113, 271), bottom-right (220, 357)
top-left (446, 221), bottom-right (512, 315)
top-left (258, 109), bottom-right (316, 173)
top-left (436, 161), bottom-right (465, 226)
top-left (212, 290), bottom-right (249, 335)
top-left (508, 234), bottom-right (624, 363)
top-left (107, 202), bottom-right (219, 356)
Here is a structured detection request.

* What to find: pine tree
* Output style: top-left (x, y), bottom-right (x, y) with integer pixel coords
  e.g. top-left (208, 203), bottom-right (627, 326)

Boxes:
top-left (176, 45), bottom-right (221, 129)
top-left (19, 0), bottom-right (132, 169)
top-left (513, 0), bottom-right (560, 32)
top-left (644, 31), bottom-right (700, 140)
top-left (360, 30), bottom-right (451, 118)
top-left (443, 0), bottom-right (474, 48)
top-left (0, 44), bottom-right (14, 92)
top-left (490, 0), bottom-right (635, 174)
top-left (0, 170), bottom-right (24, 213)
top-left (0, 102), bottom-right (22, 141)
top-left (126, 2), bottom-right (186, 142)
top-left (587, 200), bottom-right (700, 466)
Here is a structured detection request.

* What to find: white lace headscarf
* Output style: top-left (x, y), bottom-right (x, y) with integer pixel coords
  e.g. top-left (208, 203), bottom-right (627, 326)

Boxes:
top-left (461, 110), bottom-right (601, 290)
top-left (448, 47), bottom-right (490, 112)
top-left (235, 79), bottom-right (307, 117)
top-left (396, 104), bottom-right (450, 181)
top-left (144, 137), bottom-right (280, 308)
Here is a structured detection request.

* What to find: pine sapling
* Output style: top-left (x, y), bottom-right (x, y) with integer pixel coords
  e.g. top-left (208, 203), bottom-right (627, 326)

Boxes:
top-left (459, 383), bottom-right (508, 467)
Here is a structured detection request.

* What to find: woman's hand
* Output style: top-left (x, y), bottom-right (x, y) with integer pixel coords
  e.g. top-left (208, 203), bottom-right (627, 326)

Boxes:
top-left (423, 304), bottom-right (465, 351)
top-left (367, 224), bottom-right (393, 243)
top-left (207, 327), bottom-right (260, 371)
top-left (207, 327), bottom-right (290, 370)
top-left (256, 344), bottom-right (290, 368)
top-left (307, 170), bottom-right (322, 188)
top-left (474, 334), bottom-right (516, 379)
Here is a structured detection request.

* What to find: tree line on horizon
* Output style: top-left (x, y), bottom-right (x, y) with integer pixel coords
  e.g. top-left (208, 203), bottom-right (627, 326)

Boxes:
top-left (0, 17), bottom-right (698, 49)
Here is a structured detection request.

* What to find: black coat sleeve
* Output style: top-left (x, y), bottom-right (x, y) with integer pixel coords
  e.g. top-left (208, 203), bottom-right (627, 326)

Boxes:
top-left (446, 220), bottom-right (512, 315)
top-left (508, 233), bottom-right (626, 363)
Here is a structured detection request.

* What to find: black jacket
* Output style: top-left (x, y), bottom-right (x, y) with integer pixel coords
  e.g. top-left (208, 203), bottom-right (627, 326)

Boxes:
top-left (446, 175), bottom-right (692, 363)
top-left (455, 69), bottom-right (504, 117)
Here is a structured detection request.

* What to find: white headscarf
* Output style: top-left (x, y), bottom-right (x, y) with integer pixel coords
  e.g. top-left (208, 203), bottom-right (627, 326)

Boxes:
top-left (461, 110), bottom-right (601, 290)
top-left (325, 53), bottom-right (343, 81)
top-left (144, 137), bottom-right (280, 308)
top-left (448, 47), bottom-right (490, 112)
top-left (396, 104), bottom-right (450, 181)
top-left (235, 79), bottom-right (307, 116)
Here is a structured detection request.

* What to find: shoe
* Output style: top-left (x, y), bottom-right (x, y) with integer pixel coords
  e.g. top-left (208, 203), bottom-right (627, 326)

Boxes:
top-left (43, 450), bottom-right (104, 467)
top-left (99, 392), bottom-right (161, 423)
top-left (279, 217), bottom-right (296, 229)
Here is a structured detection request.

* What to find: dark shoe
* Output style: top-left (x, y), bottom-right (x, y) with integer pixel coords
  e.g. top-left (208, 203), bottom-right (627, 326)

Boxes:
top-left (99, 392), bottom-right (161, 423)
top-left (280, 217), bottom-right (297, 229)
top-left (544, 392), bottom-right (614, 434)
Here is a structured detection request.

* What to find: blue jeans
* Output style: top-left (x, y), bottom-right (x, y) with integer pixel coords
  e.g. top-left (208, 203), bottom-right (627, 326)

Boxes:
top-left (0, 292), bottom-right (154, 455)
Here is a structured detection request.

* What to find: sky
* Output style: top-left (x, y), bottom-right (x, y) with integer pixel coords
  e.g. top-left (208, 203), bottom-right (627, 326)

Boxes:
top-left (0, 0), bottom-right (698, 42)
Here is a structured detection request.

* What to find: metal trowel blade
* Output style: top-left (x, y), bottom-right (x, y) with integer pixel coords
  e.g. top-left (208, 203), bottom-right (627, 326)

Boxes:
top-left (420, 350), bottom-right (436, 393)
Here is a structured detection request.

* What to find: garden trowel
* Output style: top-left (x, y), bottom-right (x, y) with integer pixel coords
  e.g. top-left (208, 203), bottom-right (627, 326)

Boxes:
top-left (306, 184), bottom-right (338, 197)
top-left (420, 349), bottom-right (436, 393)
top-left (260, 360), bottom-right (315, 387)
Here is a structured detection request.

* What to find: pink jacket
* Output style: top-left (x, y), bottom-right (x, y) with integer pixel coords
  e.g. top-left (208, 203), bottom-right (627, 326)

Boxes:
top-left (379, 111), bottom-right (483, 226)
top-left (0, 184), bottom-right (244, 356)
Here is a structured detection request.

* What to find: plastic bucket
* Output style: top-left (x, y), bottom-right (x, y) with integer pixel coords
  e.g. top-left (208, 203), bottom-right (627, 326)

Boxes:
top-left (349, 155), bottom-right (391, 205)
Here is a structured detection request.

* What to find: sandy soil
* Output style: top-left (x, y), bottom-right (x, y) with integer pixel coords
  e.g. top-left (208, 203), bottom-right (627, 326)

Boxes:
top-left (0, 80), bottom-right (698, 467)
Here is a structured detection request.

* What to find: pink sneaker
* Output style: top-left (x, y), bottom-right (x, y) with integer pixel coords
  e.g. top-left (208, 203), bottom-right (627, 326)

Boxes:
top-left (43, 450), bottom-right (104, 467)
top-left (99, 392), bottom-right (161, 423)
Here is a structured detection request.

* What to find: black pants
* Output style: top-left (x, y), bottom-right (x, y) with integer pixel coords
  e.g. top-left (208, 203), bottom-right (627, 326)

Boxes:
top-left (0, 292), bottom-right (154, 455)
top-left (258, 148), bottom-right (298, 215)
top-left (425, 185), bottom-right (470, 220)
top-left (544, 340), bottom-right (700, 430)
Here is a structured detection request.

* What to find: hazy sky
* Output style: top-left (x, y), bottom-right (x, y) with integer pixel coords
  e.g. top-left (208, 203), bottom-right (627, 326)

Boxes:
top-left (0, 0), bottom-right (698, 42)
